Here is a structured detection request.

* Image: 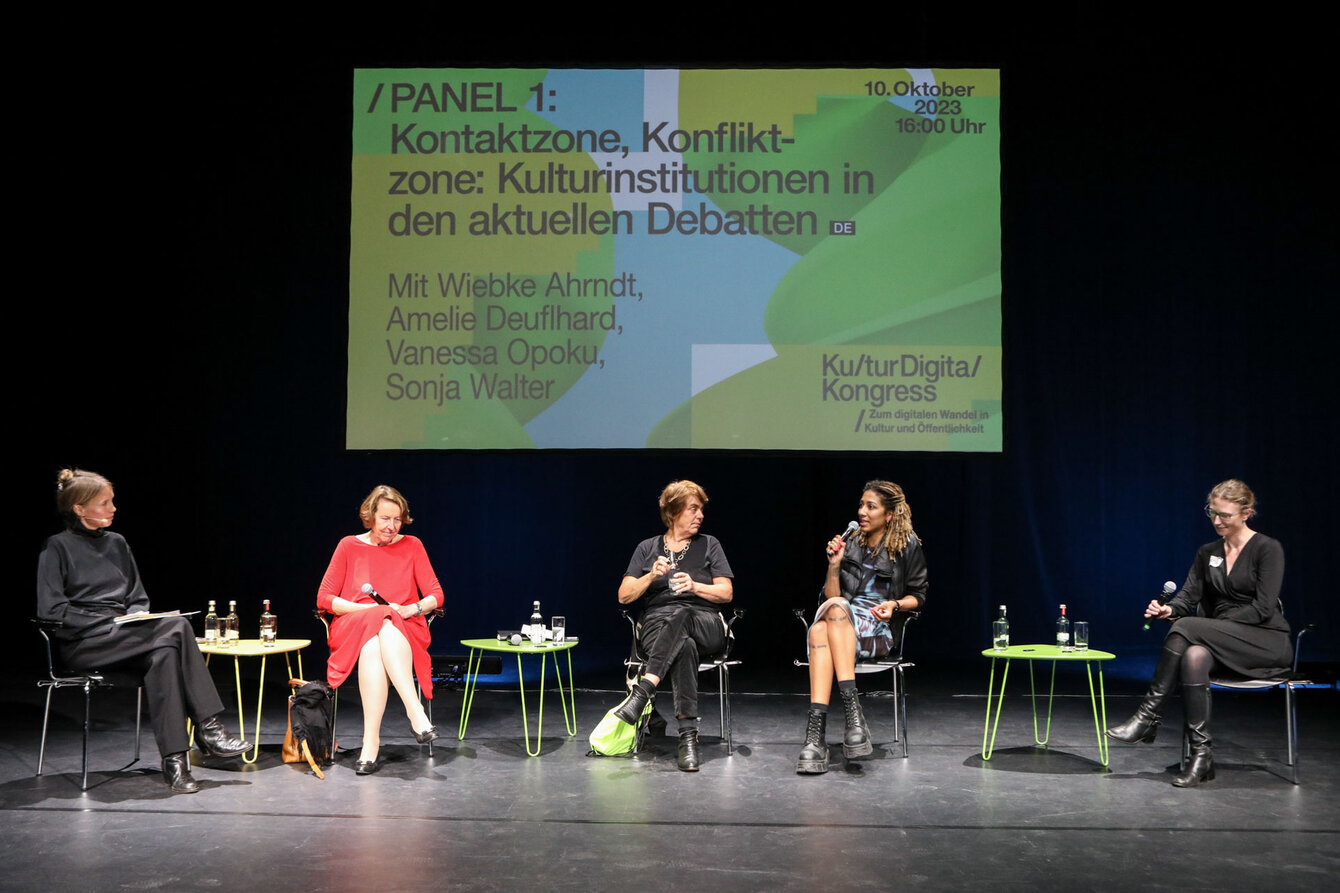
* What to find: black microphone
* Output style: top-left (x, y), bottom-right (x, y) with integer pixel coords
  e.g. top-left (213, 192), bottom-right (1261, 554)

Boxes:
top-left (827, 521), bottom-right (860, 556)
top-left (1143, 581), bottom-right (1177, 630)
top-left (361, 583), bottom-right (390, 605)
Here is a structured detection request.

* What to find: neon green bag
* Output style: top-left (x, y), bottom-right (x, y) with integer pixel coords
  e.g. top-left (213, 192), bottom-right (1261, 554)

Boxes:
top-left (587, 696), bottom-right (652, 756)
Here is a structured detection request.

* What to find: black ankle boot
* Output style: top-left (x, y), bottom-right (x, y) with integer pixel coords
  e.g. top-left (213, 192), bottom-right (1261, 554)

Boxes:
top-left (162, 752), bottom-right (200, 794)
top-left (613, 680), bottom-right (654, 725)
top-left (195, 714), bottom-right (249, 758)
top-left (676, 727), bottom-right (700, 772)
top-left (1172, 683), bottom-right (1215, 788)
top-left (839, 688), bottom-right (873, 759)
top-left (1107, 645), bottom-right (1180, 743)
top-left (796, 709), bottom-right (829, 774)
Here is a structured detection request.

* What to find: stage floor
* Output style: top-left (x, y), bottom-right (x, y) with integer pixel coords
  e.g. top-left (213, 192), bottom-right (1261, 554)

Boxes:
top-left (1, 668), bottom-right (1336, 892)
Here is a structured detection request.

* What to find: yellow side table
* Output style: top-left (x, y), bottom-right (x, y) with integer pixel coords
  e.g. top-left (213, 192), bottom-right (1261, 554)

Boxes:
top-left (197, 638), bottom-right (311, 764)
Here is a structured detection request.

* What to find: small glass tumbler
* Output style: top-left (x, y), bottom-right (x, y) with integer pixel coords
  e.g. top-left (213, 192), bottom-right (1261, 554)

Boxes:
top-left (551, 616), bottom-right (566, 644)
top-left (1074, 621), bottom-right (1089, 652)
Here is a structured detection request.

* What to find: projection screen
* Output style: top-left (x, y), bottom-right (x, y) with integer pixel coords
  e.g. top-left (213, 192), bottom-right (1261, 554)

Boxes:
top-left (349, 68), bottom-right (1000, 450)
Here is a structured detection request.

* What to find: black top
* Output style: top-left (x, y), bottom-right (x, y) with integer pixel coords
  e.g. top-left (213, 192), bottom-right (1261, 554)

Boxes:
top-left (1167, 533), bottom-right (1288, 631)
top-left (37, 525), bottom-right (150, 641)
top-left (623, 533), bottom-right (734, 612)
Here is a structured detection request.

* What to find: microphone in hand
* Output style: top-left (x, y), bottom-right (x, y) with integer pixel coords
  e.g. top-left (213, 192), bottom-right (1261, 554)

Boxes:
top-left (1142, 581), bottom-right (1177, 630)
top-left (827, 521), bottom-right (859, 557)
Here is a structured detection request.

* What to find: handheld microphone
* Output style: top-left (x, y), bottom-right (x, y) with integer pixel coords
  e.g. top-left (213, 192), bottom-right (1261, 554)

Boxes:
top-left (361, 583), bottom-right (390, 605)
top-left (1143, 581), bottom-right (1177, 630)
top-left (827, 521), bottom-right (860, 556)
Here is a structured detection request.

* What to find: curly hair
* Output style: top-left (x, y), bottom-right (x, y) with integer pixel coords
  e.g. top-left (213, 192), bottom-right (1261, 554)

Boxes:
top-left (861, 479), bottom-right (917, 559)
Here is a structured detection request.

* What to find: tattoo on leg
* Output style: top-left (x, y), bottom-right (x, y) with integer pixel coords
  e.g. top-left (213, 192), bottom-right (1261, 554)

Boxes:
top-left (811, 643), bottom-right (828, 650)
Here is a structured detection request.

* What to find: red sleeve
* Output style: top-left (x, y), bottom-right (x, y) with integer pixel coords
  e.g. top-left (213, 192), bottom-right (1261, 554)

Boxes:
top-left (316, 538), bottom-right (350, 614)
top-left (411, 537), bottom-right (444, 610)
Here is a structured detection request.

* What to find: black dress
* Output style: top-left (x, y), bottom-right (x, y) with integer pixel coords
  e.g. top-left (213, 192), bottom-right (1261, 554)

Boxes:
top-left (1164, 533), bottom-right (1292, 678)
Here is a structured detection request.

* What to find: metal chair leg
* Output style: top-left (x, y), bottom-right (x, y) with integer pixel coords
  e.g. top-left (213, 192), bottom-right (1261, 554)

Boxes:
top-left (896, 665), bottom-right (909, 758)
top-left (37, 685), bottom-right (55, 777)
top-left (133, 688), bottom-right (143, 761)
top-left (1285, 683), bottom-right (1299, 784)
top-left (719, 664), bottom-right (732, 755)
top-left (81, 680), bottom-right (93, 792)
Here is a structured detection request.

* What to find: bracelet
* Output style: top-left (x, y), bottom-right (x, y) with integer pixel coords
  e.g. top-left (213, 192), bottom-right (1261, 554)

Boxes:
top-left (414, 601), bottom-right (424, 616)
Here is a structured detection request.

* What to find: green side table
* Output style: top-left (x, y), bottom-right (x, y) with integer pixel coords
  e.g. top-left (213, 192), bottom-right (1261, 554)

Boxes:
top-left (457, 638), bottom-right (578, 757)
top-left (980, 644), bottom-right (1116, 767)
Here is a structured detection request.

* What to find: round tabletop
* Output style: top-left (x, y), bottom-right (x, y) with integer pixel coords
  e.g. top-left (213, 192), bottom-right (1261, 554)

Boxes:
top-left (981, 644), bottom-right (1115, 660)
top-left (197, 638), bottom-right (312, 656)
top-left (461, 637), bottom-right (579, 654)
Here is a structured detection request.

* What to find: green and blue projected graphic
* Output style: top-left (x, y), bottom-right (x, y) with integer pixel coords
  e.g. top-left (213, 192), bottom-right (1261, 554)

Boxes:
top-left (349, 69), bottom-right (1000, 450)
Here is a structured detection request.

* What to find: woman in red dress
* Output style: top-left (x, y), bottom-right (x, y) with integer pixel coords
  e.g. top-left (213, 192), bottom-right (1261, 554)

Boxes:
top-left (317, 485), bottom-right (443, 774)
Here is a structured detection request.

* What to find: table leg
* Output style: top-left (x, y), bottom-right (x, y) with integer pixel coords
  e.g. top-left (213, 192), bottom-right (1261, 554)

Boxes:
top-left (242, 655), bottom-right (267, 765)
top-left (552, 649), bottom-right (577, 736)
top-left (1028, 660), bottom-right (1057, 747)
top-left (517, 653), bottom-right (548, 757)
top-left (1085, 660), bottom-right (1110, 767)
top-left (457, 648), bottom-right (483, 740)
top-left (981, 656), bottom-right (1012, 760)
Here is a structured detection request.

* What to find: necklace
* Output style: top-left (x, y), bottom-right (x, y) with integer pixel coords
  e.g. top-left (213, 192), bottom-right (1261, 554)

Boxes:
top-left (663, 535), bottom-right (691, 567)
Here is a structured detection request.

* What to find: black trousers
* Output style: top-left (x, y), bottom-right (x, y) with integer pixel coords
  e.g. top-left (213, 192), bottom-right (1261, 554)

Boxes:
top-left (637, 604), bottom-right (727, 719)
top-left (60, 616), bottom-right (225, 756)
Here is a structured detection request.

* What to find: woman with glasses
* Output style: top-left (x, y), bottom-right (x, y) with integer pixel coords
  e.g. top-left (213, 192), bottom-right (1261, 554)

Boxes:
top-left (1107, 479), bottom-right (1291, 786)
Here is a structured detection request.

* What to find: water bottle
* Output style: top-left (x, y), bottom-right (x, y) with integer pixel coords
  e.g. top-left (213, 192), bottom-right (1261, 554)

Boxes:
top-left (259, 599), bottom-right (277, 647)
top-left (225, 600), bottom-right (240, 647)
top-left (204, 600), bottom-right (219, 644)
top-left (992, 605), bottom-right (1009, 652)
top-left (1056, 603), bottom-right (1071, 652)
top-left (528, 600), bottom-right (544, 644)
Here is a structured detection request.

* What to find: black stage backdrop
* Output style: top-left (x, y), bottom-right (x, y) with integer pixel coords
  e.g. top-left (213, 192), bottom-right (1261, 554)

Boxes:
top-left (15, 10), bottom-right (1335, 687)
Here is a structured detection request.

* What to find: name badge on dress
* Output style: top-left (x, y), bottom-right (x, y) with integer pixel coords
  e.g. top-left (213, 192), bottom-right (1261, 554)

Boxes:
top-left (1208, 556), bottom-right (1223, 567)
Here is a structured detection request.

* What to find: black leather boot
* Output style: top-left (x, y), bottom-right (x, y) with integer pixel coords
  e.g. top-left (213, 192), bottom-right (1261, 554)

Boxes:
top-left (839, 687), bottom-right (873, 759)
top-left (796, 709), bottom-right (829, 775)
top-left (613, 679), bottom-right (654, 725)
top-left (1107, 645), bottom-right (1180, 743)
top-left (162, 752), bottom-right (200, 794)
top-left (1172, 683), bottom-right (1215, 788)
top-left (676, 727), bottom-right (700, 772)
top-left (195, 714), bottom-right (250, 758)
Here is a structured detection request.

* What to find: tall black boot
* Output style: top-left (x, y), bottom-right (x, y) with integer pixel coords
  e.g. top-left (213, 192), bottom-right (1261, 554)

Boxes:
top-left (1106, 645), bottom-right (1180, 743)
top-left (795, 709), bottom-right (829, 775)
top-left (614, 678), bottom-right (655, 725)
top-left (676, 727), bottom-right (700, 772)
top-left (1172, 683), bottom-right (1215, 788)
top-left (839, 687), bottom-right (873, 759)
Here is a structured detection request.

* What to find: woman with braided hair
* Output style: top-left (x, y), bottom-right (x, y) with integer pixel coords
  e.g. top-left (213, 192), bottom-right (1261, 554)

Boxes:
top-left (797, 480), bottom-right (928, 774)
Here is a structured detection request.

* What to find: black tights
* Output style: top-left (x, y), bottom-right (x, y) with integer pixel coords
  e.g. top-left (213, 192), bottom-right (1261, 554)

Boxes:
top-left (1163, 632), bottom-right (1215, 686)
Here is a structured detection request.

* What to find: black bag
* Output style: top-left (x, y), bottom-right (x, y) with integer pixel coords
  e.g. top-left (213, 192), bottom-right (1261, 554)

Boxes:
top-left (283, 679), bottom-right (335, 777)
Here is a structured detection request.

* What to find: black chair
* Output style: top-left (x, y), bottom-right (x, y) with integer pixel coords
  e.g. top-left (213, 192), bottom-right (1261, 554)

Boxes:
top-left (1182, 621), bottom-right (1316, 784)
top-left (34, 619), bottom-right (143, 791)
top-left (793, 607), bottom-right (919, 758)
top-left (622, 607), bottom-right (745, 754)
top-left (314, 608), bottom-right (441, 756)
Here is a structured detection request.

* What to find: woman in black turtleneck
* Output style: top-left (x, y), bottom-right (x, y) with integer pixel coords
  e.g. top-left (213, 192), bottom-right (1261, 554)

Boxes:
top-left (36, 468), bottom-right (249, 793)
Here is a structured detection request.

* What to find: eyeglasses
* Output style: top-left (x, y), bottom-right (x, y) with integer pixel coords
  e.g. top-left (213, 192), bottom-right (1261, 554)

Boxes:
top-left (1204, 505), bottom-right (1240, 521)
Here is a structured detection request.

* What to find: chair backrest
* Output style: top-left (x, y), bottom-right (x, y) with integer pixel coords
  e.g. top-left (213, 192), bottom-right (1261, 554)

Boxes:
top-left (884, 610), bottom-right (918, 663)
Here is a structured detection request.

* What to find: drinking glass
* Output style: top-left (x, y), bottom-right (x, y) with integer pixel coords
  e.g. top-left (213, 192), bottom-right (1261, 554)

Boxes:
top-left (1074, 621), bottom-right (1089, 652)
top-left (551, 616), bottom-right (566, 644)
